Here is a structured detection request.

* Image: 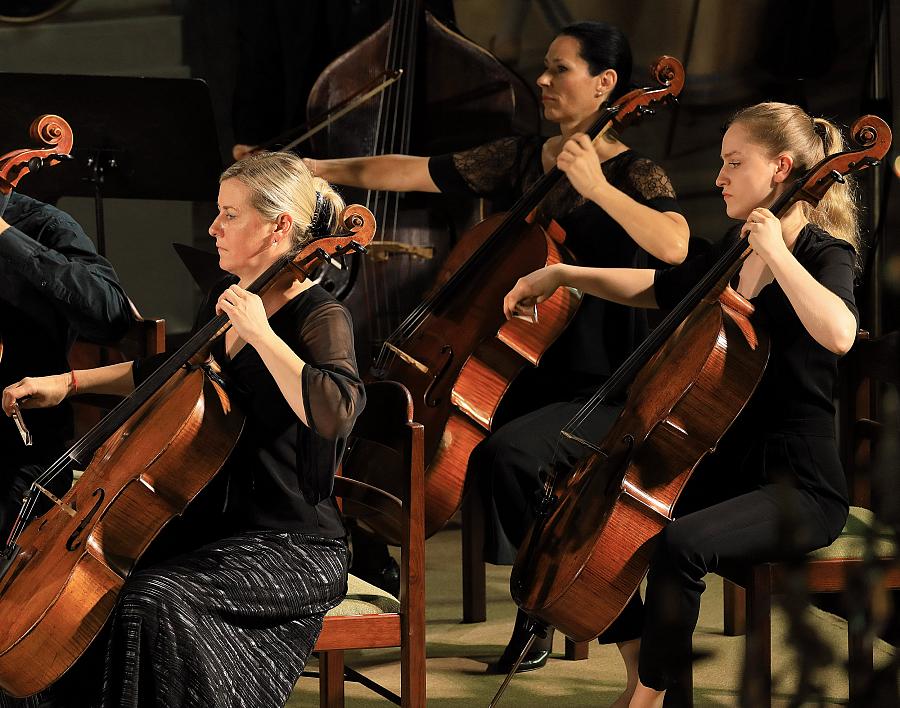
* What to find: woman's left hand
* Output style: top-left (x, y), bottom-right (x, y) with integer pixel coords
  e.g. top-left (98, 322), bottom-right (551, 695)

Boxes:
top-left (744, 207), bottom-right (789, 264)
top-left (216, 284), bottom-right (272, 346)
top-left (557, 133), bottom-right (608, 202)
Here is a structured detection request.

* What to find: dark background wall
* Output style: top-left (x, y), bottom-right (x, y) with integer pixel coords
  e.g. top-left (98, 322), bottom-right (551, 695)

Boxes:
top-left (0, 0), bottom-right (896, 337)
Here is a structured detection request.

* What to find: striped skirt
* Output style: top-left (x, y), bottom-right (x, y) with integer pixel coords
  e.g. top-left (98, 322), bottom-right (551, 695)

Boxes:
top-left (1, 531), bottom-right (348, 708)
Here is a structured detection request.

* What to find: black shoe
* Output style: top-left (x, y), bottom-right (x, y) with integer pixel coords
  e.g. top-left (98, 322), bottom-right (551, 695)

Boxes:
top-left (352, 556), bottom-right (401, 598)
top-left (487, 611), bottom-right (554, 674)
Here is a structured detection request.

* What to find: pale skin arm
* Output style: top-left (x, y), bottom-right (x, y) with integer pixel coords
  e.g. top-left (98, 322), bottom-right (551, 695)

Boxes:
top-left (503, 262), bottom-right (657, 320)
top-left (557, 134), bottom-right (689, 265)
top-left (746, 207), bottom-right (857, 355)
top-left (2, 361), bottom-right (135, 416)
top-left (303, 155), bottom-right (440, 193)
top-left (216, 284), bottom-right (311, 426)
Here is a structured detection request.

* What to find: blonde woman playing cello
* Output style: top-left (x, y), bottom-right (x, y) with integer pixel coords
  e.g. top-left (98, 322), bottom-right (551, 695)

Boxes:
top-left (505, 102), bottom-right (859, 706)
top-left (2, 153), bottom-right (363, 708)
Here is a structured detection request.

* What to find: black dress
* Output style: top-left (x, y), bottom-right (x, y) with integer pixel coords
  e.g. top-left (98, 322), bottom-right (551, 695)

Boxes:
top-left (607, 223), bottom-right (856, 690)
top-left (10, 282), bottom-right (366, 708)
top-left (429, 135), bottom-right (684, 562)
top-left (0, 193), bottom-right (131, 544)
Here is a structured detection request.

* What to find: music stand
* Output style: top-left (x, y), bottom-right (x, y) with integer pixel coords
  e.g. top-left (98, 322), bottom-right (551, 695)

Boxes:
top-left (0, 73), bottom-right (223, 255)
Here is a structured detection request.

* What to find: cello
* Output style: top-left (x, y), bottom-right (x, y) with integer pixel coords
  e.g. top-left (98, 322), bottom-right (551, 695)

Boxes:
top-left (0, 114), bottom-right (75, 444)
top-left (0, 207), bottom-right (375, 698)
top-left (306, 0), bottom-right (540, 366)
top-left (508, 115), bottom-right (891, 646)
top-left (345, 57), bottom-right (685, 541)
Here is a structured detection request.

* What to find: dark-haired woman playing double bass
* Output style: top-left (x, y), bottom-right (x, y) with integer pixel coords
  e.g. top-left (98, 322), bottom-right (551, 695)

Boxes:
top-left (505, 102), bottom-right (859, 706)
top-left (309, 20), bottom-right (689, 672)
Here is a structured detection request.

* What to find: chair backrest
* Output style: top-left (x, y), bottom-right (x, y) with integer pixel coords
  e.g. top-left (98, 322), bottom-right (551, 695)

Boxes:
top-left (335, 381), bottom-right (425, 601)
top-left (839, 330), bottom-right (900, 509)
top-left (318, 381), bottom-right (427, 707)
top-left (68, 298), bottom-right (165, 437)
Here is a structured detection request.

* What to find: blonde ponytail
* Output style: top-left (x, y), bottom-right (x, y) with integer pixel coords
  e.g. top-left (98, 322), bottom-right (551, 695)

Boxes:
top-left (729, 103), bottom-right (860, 253)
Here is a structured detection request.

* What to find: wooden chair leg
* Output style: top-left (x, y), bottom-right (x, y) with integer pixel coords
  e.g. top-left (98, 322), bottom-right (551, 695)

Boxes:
top-left (461, 489), bottom-right (486, 623)
top-left (564, 637), bottom-right (590, 660)
top-left (723, 579), bottom-right (746, 636)
top-left (318, 650), bottom-right (345, 708)
top-left (743, 566), bottom-right (772, 708)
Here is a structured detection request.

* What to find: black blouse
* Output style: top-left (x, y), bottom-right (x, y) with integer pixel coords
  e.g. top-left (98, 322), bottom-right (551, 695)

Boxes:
top-left (134, 280), bottom-right (365, 538)
top-left (429, 135), bottom-right (683, 385)
top-left (655, 223), bottom-right (858, 529)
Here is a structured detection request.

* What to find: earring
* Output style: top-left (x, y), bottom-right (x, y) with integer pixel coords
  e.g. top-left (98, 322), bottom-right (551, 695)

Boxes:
top-left (272, 238), bottom-right (277, 246)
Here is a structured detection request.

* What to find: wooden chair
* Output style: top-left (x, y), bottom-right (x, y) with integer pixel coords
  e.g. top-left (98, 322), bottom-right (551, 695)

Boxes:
top-left (312, 381), bottom-right (426, 707)
top-left (719, 330), bottom-right (900, 706)
top-left (67, 299), bottom-right (165, 437)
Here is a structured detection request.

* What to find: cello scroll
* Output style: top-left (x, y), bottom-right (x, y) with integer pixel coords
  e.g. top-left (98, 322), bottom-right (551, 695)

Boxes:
top-left (795, 114), bottom-right (891, 206)
top-left (610, 56), bottom-right (685, 132)
top-left (0, 114), bottom-right (74, 193)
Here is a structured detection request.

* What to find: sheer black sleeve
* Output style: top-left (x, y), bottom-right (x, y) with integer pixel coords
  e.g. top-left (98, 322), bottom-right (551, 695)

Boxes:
top-left (299, 300), bottom-right (365, 441)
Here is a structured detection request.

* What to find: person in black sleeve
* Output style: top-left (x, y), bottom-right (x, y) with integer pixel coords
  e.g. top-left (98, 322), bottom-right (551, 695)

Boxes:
top-left (3, 152), bottom-right (363, 708)
top-left (0, 191), bottom-right (132, 545)
top-left (309, 20), bottom-right (689, 671)
top-left (504, 102), bottom-right (859, 706)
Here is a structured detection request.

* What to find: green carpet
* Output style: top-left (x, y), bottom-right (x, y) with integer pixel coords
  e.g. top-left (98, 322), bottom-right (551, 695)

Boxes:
top-left (288, 523), bottom-right (895, 705)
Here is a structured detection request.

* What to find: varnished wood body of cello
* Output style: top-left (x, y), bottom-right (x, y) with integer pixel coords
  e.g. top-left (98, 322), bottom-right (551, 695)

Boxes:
top-left (346, 213), bottom-right (579, 539)
top-left (0, 366), bottom-right (243, 697)
top-left (510, 287), bottom-right (769, 641)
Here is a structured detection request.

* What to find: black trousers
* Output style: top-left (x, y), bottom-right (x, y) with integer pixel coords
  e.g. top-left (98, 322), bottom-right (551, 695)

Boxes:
top-left (604, 430), bottom-right (846, 690)
top-left (471, 392), bottom-right (619, 564)
top-left (474, 382), bottom-right (848, 691)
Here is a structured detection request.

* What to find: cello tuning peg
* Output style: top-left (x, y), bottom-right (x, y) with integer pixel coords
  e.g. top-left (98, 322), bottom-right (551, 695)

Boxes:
top-left (48, 153), bottom-right (74, 162)
top-left (829, 169), bottom-right (846, 184)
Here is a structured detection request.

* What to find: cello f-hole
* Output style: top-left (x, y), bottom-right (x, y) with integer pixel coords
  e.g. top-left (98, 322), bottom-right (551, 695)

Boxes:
top-left (66, 488), bottom-right (105, 552)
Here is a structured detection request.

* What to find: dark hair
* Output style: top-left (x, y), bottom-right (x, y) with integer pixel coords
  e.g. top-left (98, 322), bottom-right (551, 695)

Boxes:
top-left (558, 21), bottom-right (633, 101)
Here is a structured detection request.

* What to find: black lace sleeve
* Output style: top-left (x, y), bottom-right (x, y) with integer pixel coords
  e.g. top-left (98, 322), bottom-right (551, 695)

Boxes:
top-left (428, 136), bottom-right (543, 201)
top-left (624, 157), bottom-right (682, 214)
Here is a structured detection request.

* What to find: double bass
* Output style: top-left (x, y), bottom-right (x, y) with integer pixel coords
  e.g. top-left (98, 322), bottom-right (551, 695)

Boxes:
top-left (509, 115), bottom-right (891, 644)
top-left (346, 57), bottom-right (685, 541)
top-left (0, 208), bottom-right (375, 697)
top-left (306, 0), bottom-right (540, 366)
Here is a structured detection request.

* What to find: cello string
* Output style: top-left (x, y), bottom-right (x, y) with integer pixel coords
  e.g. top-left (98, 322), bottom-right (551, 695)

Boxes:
top-left (390, 105), bottom-right (624, 346)
top-left (9, 245), bottom-right (343, 544)
top-left (559, 147), bottom-right (851, 441)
